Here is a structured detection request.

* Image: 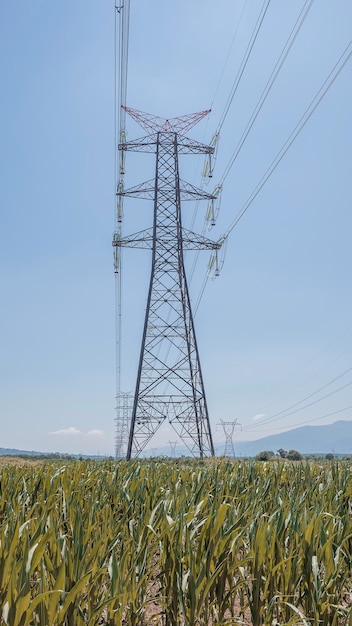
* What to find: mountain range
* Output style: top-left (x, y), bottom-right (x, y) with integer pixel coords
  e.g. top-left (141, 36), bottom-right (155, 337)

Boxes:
top-left (1, 420), bottom-right (351, 459)
top-left (225, 420), bottom-right (352, 457)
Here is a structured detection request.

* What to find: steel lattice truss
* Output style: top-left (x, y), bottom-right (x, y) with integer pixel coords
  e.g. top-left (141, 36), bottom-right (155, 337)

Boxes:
top-left (115, 108), bottom-right (217, 459)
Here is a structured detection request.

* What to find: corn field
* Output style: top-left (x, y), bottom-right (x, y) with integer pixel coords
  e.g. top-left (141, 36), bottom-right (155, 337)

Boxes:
top-left (0, 459), bottom-right (351, 625)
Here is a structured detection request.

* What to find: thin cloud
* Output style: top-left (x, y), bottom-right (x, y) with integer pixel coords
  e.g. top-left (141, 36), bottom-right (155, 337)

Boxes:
top-left (50, 427), bottom-right (81, 436)
top-left (86, 429), bottom-right (104, 436)
top-left (252, 413), bottom-right (266, 422)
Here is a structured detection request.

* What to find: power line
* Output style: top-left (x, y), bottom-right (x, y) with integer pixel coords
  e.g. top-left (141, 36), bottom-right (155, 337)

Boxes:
top-left (187, 0), bottom-right (253, 279)
top-left (251, 329), bottom-right (352, 408)
top-left (244, 403), bottom-right (352, 434)
top-left (215, 0), bottom-right (271, 137)
top-left (210, 0), bottom-right (250, 111)
top-left (191, 0), bottom-right (271, 216)
top-left (114, 0), bottom-right (131, 458)
top-left (117, 0), bottom-right (130, 144)
top-left (218, 0), bottom-right (315, 187)
top-left (194, 36), bottom-right (352, 314)
top-left (254, 366), bottom-right (352, 426)
top-left (256, 380), bottom-right (352, 426)
top-left (283, 404), bottom-right (352, 429)
top-left (233, 332), bottom-right (352, 436)
top-left (192, 1), bottom-right (316, 312)
top-left (221, 38), bottom-right (352, 240)
top-left (186, 0), bottom-right (249, 206)
top-left (114, 0), bottom-right (131, 353)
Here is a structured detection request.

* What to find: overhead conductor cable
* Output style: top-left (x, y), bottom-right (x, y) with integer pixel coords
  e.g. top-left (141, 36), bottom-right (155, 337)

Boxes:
top-left (193, 0), bottom-right (313, 308)
top-left (114, 0), bottom-right (131, 457)
top-left (194, 38), bottom-right (352, 313)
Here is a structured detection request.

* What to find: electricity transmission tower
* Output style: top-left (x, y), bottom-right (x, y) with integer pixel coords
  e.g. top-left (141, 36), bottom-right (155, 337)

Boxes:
top-left (218, 419), bottom-right (241, 457)
top-left (113, 106), bottom-right (220, 460)
top-left (168, 441), bottom-right (178, 457)
top-left (115, 392), bottom-right (132, 459)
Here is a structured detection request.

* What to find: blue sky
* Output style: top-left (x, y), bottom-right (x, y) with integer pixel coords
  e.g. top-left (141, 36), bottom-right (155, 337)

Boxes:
top-left (1, 1), bottom-right (351, 455)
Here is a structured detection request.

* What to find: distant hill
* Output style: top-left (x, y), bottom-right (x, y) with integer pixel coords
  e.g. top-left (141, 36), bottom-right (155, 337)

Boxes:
top-left (228, 420), bottom-right (352, 457)
top-left (0, 447), bottom-right (42, 456)
top-left (155, 420), bottom-right (352, 458)
top-left (2, 420), bottom-right (352, 459)
top-left (0, 448), bottom-right (103, 460)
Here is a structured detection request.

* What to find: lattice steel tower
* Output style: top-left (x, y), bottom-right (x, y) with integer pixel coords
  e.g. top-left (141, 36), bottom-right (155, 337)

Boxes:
top-left (113, 106), bottom-right (220, 459)
top-left (218, 419), bottom-right (241, 458)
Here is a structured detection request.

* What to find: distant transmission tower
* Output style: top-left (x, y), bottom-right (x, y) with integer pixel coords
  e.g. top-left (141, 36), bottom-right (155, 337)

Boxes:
top-left (113, 106), bottom-right (219, 459)
top-left (115, 392), bottom-right (132, 459)
top-left (168, 440), bottom-right (178, 457)
top-left (218, 419), bottom-right (241, 457)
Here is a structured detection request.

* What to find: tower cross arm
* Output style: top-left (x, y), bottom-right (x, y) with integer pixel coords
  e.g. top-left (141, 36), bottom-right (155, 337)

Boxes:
top-left (113, 228), bottom-right (220, 251)
top-left (122, 105), bottom-right (211, 135)
top-left (118, 179), bottom-right (217, 202)
top-left (179, 180), bottom-right (217, 202)
top-left (117, 179), bottom-right (155, 200)
top-left (118, 135), bottom-right (158, 153)
top-left (113, 228), bottom-right (153, 249)
top-left (182, 229), bottom-right (221, 251)
top-left (177, 136), bottom-right (215, 155)
top-left (119, 135), bottom-right (214, 155)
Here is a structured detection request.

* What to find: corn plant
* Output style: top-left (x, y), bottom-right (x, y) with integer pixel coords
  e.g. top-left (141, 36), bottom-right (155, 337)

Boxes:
top-left (0, 458), bottom-right (351, 625)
